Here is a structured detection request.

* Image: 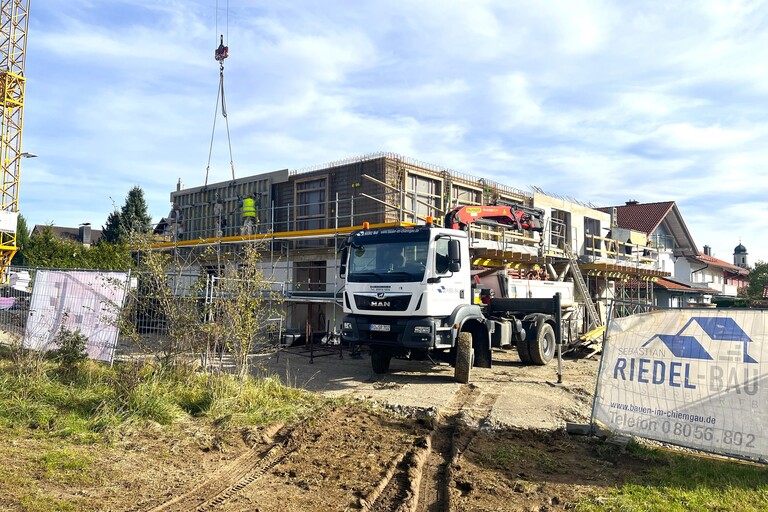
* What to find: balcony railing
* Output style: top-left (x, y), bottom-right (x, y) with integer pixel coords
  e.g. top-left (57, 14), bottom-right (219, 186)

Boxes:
top-left (583, 234), bottom-right (660, 269)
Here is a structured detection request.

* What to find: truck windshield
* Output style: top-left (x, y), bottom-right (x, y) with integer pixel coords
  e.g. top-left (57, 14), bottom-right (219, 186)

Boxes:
top-left (347, 235), bottom-right (429, 283)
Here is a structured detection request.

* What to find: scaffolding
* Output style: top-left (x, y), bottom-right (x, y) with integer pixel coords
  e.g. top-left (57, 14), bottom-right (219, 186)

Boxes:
top-left (147, 153), bottom-right (668, 337)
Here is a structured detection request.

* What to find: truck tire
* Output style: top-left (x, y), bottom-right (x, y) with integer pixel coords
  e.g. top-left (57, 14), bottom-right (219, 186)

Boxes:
top-left (454, 332), bottom-right (473, 384)
top-left (371, 349), bottom-right (392, 374)
top-left (529, 323), bottom-right (556, 365)
top-left (516, 337), bottom-right (533, 364)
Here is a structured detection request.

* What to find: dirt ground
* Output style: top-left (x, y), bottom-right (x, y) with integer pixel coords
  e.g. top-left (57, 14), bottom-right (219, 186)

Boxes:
top-left (0, 346), bottom-right (658, 512)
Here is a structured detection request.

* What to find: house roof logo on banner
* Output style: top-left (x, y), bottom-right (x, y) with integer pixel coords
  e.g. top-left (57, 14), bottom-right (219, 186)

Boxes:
top-left (641, 317), bottom-right (756, 364)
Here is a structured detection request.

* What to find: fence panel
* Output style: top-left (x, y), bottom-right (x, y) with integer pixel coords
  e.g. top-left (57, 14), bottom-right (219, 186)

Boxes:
top-left (20, 269), bottom-right (129, 362)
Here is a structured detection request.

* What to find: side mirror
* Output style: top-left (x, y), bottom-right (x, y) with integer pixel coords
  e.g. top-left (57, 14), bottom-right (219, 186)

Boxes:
top-left (448, 240), bottom-right (461, 272)
top-left (339, 246), bottom-right (348, 277)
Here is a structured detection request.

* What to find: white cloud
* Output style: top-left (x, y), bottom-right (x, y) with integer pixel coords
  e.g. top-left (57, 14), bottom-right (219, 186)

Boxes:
top-left (490, 73), bottom-right (543, 126)
top-left (649, 123), bottom-right (758, 151)
top-left (613, 91), bottom-right (706, 119)
top-left (15, 0), bottom-right (768, 265)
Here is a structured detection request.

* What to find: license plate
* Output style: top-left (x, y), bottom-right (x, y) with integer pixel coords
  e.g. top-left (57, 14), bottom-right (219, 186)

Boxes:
top-left (370, 324), bottom-right (390, 332)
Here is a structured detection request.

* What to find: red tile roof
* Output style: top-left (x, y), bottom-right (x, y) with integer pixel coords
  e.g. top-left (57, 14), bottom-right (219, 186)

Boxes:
top-left (655, 278), bottom-right (714, 292)
top-left (598, 201), bottom-right (674, 235)
top-left (692, 253), bottom-right (749, 275)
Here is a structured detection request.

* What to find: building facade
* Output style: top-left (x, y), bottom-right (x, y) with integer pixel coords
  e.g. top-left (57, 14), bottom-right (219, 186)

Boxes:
top-left (153, 153), bottom-right (668, 336)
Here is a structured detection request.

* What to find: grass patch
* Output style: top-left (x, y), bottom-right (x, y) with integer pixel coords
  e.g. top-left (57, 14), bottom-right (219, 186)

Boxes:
top-left (478, 441), bottom-right (562, 473)
top-left (0, 347), bottom-right (326, 510)
top-left (0, 353), bottom-right (325, 440)
top-left (19, 493), bottom-right (78, 512)
top-left (577, 441), bottom-right (768, 511)
top-left (38, 448), bottom-right (94, 484)
top-left (206, 374), bottom-right (321, 427)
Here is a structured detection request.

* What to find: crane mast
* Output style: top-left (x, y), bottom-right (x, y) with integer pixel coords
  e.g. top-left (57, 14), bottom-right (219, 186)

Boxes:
top-left (0, 0), bottom-right (30, 279)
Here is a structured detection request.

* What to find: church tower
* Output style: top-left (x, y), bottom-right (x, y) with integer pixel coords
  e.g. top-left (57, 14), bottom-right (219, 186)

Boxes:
top-left (734, 242), bottom-right (748, 268)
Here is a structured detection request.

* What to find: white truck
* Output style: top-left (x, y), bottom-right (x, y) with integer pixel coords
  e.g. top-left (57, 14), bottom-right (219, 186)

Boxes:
top-left (339, 205), bottom-right (576, 380)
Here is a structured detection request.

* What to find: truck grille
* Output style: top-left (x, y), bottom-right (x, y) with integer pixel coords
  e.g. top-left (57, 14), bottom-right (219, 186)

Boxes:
top-left (354, 294), bottom-right (411, 311)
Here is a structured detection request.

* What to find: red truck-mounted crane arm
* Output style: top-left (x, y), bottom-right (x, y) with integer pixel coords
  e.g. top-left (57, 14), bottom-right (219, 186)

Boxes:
top-left (444, 204), bottom-right (545, 232)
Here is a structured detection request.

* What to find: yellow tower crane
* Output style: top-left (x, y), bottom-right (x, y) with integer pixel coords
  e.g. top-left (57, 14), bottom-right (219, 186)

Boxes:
top-left (0, 0), bottom-right (30, 281)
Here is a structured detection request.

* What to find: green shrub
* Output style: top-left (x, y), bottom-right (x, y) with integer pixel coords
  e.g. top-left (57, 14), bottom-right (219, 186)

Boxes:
top-left (176, 385), bottom-right (214, 416)
top-left (50, 326), bottom-right (89, 381)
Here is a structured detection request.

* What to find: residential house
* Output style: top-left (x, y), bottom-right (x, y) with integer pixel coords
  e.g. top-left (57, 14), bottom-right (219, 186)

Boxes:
top-left (598, 200), bottom-right (747, 307)
top-left (653, 277), bottom-right (717, 308)
top-left (31, 223), bottom-right (102, 247)
top-left (688, 245), bottom-right (749, 297)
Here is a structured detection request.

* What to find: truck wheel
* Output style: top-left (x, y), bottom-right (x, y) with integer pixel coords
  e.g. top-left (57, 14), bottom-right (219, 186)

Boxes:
top-left (516, 337), bottom-right (533, 364)
top-left (454, 332), bottom-right (473, 384)
top-left (529, 323), bottom-right (556, 365)
top-left (371, 349), bottom-right (392, 374)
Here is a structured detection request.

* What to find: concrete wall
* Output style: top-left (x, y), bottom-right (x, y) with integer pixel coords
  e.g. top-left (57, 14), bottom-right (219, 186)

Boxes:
top-left (532, 192), bottom-right (611, 256)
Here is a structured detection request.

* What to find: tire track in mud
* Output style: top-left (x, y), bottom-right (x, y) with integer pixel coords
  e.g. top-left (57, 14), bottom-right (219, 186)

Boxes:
top-left (360, 382), bottom-right (501, 512)
top-left (146, 411), bottom-right (343, 512)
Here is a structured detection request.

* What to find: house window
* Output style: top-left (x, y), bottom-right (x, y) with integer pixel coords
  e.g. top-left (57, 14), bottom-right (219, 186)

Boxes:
top-left (583, 217), bottom-right (600, 256)
top-left (294, 261), bottom-right (327, 292)
top-left (295, 177), bottom-right (327, 226)
top-left (550, 209), bottom-right (570, 249)
top-left (405, 173), bottom-right (440, 222)
top-left (450, 184), bottom-right (482, 209)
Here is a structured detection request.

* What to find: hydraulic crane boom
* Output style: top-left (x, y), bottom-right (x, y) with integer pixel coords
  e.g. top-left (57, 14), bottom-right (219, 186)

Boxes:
top-left (444, 204), bottom-right (545, 232)
top-left (0, 0), bottom-right (30, 280)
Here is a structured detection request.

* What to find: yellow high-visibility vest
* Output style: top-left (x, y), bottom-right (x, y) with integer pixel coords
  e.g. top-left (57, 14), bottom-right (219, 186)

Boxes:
top-left (242, 197), bottom-right (256, 218)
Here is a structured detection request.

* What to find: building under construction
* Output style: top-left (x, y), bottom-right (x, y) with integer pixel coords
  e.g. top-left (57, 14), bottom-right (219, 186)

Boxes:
top-left (150, 152), bottom-right (667, 342)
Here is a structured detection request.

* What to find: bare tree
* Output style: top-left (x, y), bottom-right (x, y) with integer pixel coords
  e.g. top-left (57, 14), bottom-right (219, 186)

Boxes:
top-left (202, 241), bottom-right (283, 385)
top-left (118, 233), bottom-right (282, 390)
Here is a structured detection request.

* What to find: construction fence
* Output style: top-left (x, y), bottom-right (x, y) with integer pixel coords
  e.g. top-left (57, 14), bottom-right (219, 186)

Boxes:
top-left (0, 266), bottom-right (290, 365)
top-left (0, 267), bottom-right (129, 362)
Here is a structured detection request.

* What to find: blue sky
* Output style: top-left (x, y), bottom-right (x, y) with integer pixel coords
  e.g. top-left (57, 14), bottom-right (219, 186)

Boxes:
top-left (20, 0), bottom-right (768, 264)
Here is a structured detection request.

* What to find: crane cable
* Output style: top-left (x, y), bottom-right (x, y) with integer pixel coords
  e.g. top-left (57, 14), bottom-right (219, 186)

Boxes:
top-left (205, 0), bottom-right (235, 186)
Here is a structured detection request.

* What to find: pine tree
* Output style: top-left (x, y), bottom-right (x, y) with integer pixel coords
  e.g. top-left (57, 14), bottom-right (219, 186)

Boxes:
top-left (102, 210), bottom-right (122, 244)
top-left (121, 186), bottom-right (152, 235)
top-left (101, 186), bottom-right (153, 244)
top-left (11, 214), bottom-right (30, 266)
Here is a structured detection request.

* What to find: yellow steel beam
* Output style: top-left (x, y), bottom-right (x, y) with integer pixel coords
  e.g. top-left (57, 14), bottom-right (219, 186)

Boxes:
top-left (0, 1), bottom-right (30, 281)
top-left (580, 324), bottom-right (606, 343)
top-left (145, 221), bottom-right (417, 250)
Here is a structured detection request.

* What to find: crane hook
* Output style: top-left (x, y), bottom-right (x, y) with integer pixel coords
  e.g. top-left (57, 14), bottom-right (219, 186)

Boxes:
top-left (215, 34), bottom-right (229, 62)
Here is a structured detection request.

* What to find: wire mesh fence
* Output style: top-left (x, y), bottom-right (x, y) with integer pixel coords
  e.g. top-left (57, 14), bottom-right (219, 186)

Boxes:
top-left (0, 267), bottom-right (129, 362)
top-left (0, 265), bottom-right (288, 365)
top-left (0, 267), bottom-right (33, 342)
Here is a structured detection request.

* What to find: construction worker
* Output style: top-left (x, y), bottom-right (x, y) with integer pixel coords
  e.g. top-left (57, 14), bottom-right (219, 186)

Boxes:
top-left (241, 192), bottom-right (257, 235)
top-left (380, 245), bottom-right (406, 272)
top-left (166, 202), bottom-right (183, 241)
top-left (213, 197), bottom-right (224, 238)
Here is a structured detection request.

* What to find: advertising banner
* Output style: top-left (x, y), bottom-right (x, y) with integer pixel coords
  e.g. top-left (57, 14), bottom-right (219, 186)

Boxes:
top-left (593, 309), bottom-right (767, 461)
